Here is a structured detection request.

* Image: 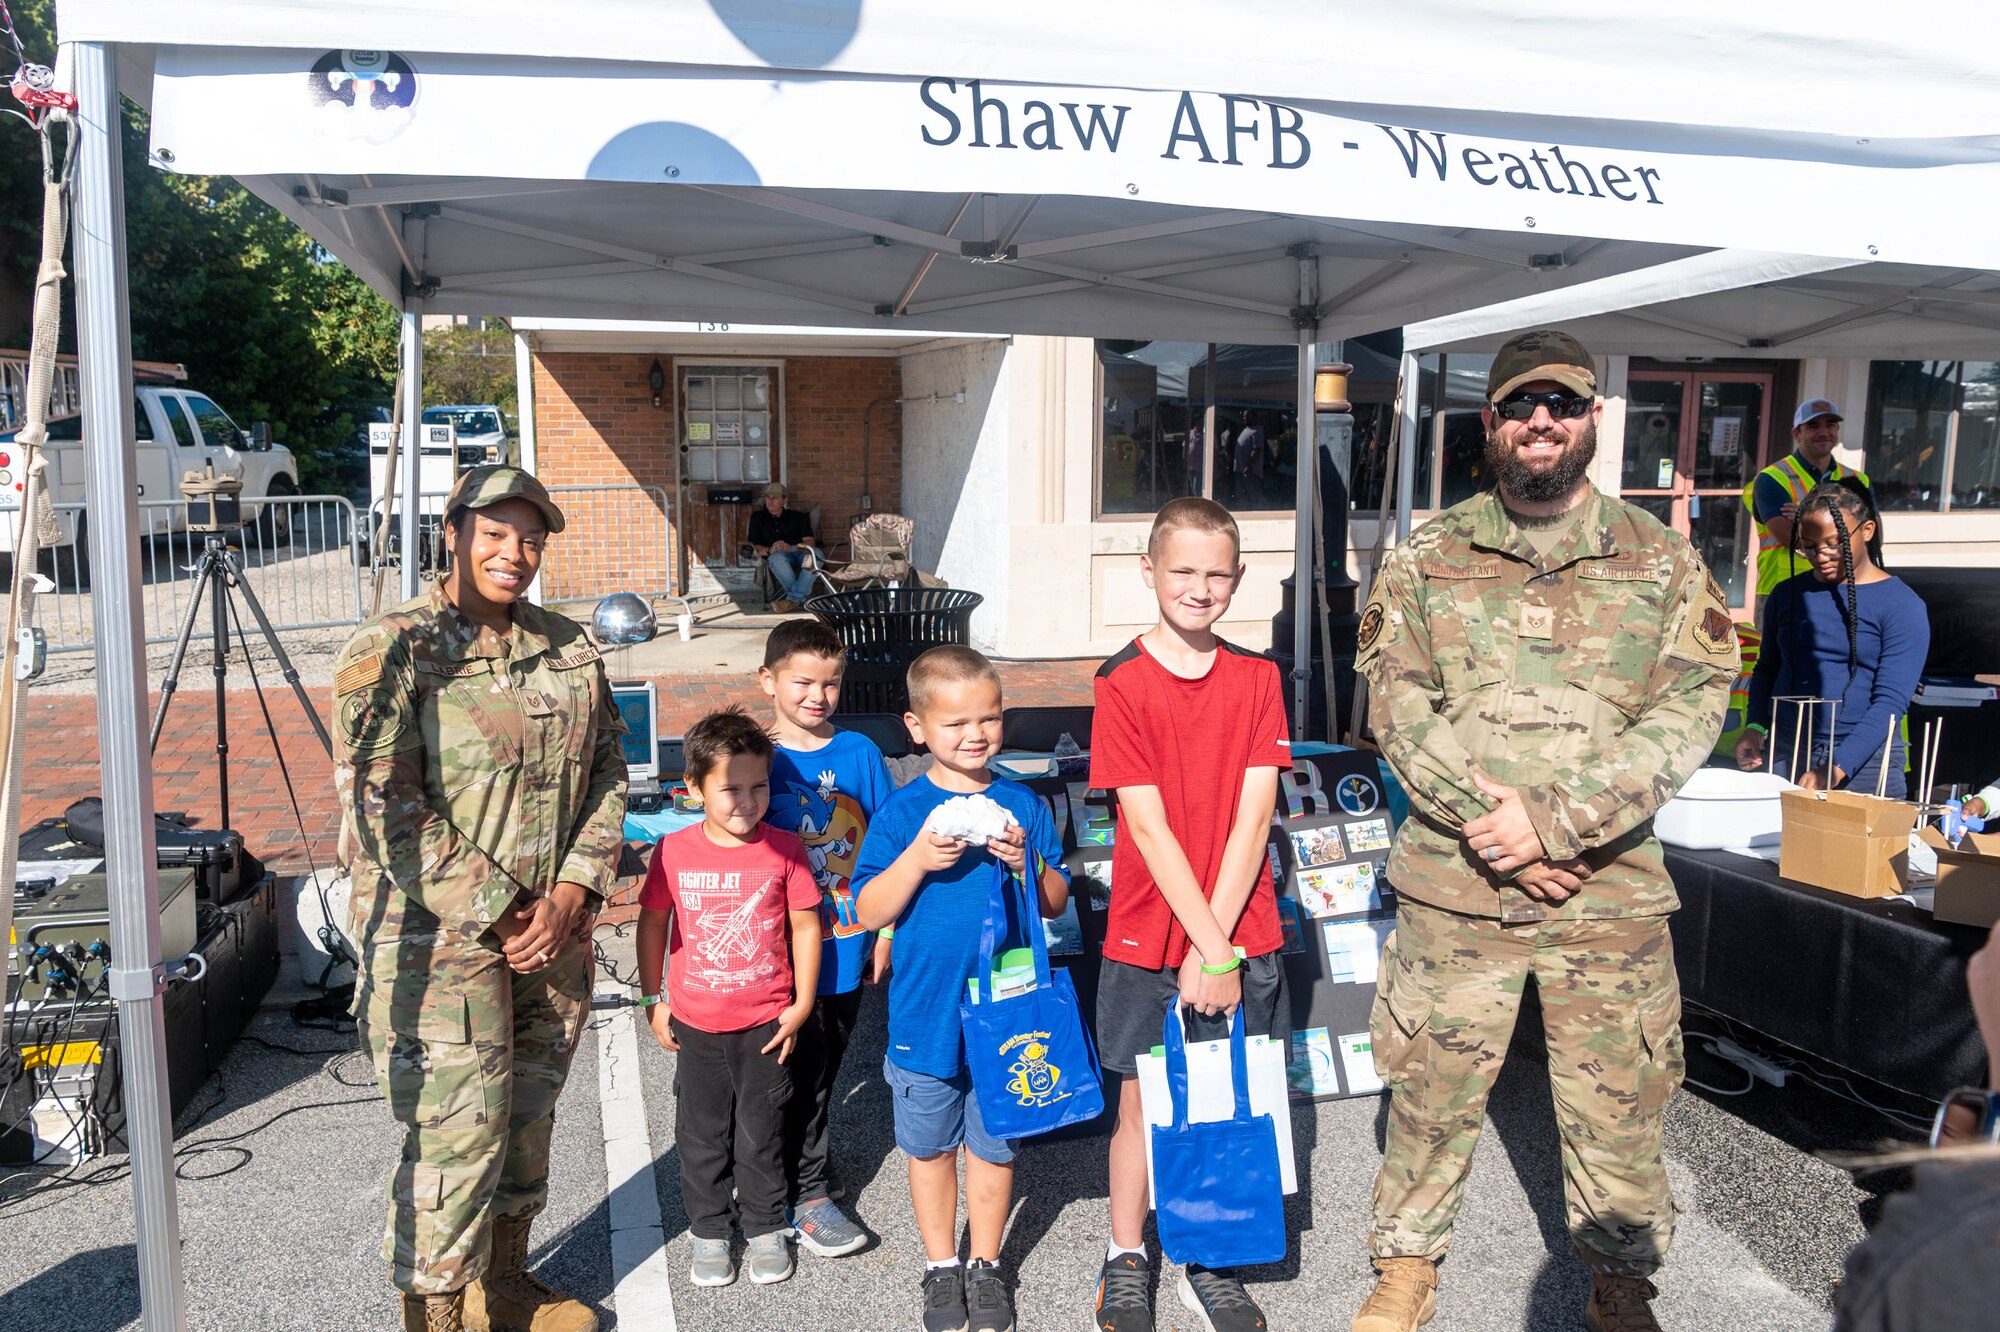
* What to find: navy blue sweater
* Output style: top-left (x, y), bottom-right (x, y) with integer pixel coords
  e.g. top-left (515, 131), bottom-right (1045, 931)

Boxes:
top-left (1747, 573), bottom-right (1929, 780)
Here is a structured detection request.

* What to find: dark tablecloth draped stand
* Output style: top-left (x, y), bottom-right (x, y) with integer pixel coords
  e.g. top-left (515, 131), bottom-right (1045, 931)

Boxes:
top-left (1666, 847), bottom-right (1991, 1101)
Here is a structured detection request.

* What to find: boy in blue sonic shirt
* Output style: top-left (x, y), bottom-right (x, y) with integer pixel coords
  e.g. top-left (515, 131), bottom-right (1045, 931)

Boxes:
top-left (758, 620), bottom-right (895, 1258)
top-left (854, 645), bottom-right (1070, 1332)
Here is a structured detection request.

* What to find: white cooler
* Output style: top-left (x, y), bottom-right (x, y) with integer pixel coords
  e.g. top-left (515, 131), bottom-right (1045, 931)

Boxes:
top-left (1655, 768), bottom-right (1793, 852)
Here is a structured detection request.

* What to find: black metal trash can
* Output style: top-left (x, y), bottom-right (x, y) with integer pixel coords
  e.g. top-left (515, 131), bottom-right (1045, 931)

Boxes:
top-left (806, 587), bottom-right (985, 714)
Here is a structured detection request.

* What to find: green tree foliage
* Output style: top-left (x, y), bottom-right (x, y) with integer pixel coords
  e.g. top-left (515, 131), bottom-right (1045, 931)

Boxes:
top-left (424, 322), bottom-right (517, 422)
top-left (0, 0), bottom-right (401, 493)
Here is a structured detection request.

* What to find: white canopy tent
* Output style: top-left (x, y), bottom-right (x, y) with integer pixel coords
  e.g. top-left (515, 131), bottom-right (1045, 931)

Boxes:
top-left (1407, 250), bottom-right (2000, 359)
top-left (41, 3), bottom-right (2000, 1326)
top-left (1390, 251), bottom-right (2000, 539)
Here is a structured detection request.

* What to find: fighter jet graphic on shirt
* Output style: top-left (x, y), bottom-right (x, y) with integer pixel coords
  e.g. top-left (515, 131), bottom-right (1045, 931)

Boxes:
top-left (695, 881), bottom-right (773, 969)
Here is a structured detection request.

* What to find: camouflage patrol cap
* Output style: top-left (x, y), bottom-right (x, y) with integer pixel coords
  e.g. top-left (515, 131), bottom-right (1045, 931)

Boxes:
top-left (446, 465), bottom-right (565, 534)
top-left (1487, 329), bottom-right (1598, 403)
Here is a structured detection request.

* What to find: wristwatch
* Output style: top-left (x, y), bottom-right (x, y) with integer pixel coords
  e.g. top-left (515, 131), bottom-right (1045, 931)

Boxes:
top-left (1929, 1086), bottom-right (2000, 1147)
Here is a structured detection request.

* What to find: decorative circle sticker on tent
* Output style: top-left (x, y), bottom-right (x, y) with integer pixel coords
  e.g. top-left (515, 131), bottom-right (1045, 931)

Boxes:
top-left (309, 51), bottom-right (418, 143)
top-left (1335, 774), bottom-right (1380, 817)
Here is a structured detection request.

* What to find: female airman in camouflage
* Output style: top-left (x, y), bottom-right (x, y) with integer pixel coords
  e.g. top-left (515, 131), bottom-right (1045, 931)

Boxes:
top-left (333, 467), bottom-right (626, 1332)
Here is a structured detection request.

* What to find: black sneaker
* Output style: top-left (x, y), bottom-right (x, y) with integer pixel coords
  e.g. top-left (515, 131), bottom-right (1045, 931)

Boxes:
top-left (1177, 1265), bottom-right (1268, 1332)
top-left (1093, 1252), bottom-right (1154, 1332)
top-left (966, 1259), bottom-right (1015, 1332)
top-left (922, 1264), bottom-right (968, 1332)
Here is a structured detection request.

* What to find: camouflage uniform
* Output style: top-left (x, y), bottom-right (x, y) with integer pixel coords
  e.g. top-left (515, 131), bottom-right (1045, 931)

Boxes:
top-left (1356, 486), bottom-right (1736, 1277)
top-left (336, 579), bottom-right (627, 1295)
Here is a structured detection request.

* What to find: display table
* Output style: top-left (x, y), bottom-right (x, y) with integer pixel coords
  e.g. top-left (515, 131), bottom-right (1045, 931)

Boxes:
top-left (1666, 847), bottom-right (1990, 1101)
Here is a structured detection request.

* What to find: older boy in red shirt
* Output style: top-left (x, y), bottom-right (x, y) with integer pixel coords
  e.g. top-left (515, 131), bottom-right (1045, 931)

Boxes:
top-left (1090, 498), bottom-right (1292, 1332)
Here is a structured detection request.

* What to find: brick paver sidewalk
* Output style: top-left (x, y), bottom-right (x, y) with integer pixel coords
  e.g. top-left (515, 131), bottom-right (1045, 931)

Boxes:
top-left (21, 660), bottom-right (1097, 876)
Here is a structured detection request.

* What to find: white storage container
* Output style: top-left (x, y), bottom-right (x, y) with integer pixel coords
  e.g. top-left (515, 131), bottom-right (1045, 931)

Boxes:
top-left (1654, 768), bottom-right (1794, 851)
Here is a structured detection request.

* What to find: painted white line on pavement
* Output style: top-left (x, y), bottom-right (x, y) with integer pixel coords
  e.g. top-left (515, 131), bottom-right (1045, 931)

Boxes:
top-left (596, 975), bottom-right (678, 1332)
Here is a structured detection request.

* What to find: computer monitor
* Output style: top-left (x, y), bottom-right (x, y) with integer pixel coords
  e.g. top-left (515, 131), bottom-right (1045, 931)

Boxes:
top-left (610, 680), bottom-right (660, 786)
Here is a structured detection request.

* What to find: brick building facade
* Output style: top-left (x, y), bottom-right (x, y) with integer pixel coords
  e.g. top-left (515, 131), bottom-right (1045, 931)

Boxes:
top-left (529, 346), bottom-right (902, 601)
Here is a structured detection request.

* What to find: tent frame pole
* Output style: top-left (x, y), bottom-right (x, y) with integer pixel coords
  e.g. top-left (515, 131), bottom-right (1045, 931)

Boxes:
top-left (1396, 351), bottom-right (1421, 540)
top-left (1291, 249), bottom-right (1319, 740)
top-left (514, 328), bottom-right (545, 606)
top-left (399, 301), bottom-right (424, 602)
top-left (70, 39), bottom-right (190, 1332)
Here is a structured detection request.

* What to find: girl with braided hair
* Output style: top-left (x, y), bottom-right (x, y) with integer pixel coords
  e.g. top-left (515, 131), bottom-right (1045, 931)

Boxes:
top-left (1737, 477), bottom-right (1929, 796)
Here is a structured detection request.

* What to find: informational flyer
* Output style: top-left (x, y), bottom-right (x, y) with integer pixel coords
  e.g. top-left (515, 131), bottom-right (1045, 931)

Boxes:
top-left (1323, 917), bottom-right (1394, 985)
top-left (1286, 1027), bottom-right (1339, 1096)
top-left (1338, 1032), bottom-right (1384, 1094)
top-left (1299, 861), bottom-right (1379, 917)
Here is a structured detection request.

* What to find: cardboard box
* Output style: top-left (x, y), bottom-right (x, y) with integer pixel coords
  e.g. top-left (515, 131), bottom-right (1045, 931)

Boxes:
top-left (1779, 789), bottom-right (1916, 898)
top-left (1922, 826), bottom-right (2000, 928)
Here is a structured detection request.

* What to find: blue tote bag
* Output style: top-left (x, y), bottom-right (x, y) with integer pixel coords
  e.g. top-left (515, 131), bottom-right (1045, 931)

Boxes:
top-left (1150, 1006), bottom-right (1287, 1269)
top-left (958, 858), bottom-right (1104, 1139)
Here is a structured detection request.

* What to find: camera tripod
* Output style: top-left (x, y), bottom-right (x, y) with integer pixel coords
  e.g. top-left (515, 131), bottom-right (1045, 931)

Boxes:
top-left (148, 529), bottom-right (332, 829)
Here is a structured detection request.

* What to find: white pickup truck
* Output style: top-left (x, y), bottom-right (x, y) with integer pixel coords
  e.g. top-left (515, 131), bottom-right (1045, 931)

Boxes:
top-left (0, 384), bottom-right (301, 556)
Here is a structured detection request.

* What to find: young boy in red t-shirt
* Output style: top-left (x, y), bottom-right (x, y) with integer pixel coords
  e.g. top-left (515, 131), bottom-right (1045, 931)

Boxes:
top-left (637, 707), bottom-right (822, 1289)
top-left (1088, 497), bottom-right (1291, 1332)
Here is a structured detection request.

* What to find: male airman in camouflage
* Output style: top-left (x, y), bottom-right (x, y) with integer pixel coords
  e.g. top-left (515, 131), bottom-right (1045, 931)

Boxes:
top-left (335, 467), bottom-right (627, 1332)
top-left (1349, 331), bottom-right (1737, 1332)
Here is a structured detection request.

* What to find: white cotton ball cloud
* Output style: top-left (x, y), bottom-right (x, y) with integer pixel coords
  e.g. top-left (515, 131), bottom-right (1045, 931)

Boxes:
top-left (924, 793), bottom-right (1018, 842)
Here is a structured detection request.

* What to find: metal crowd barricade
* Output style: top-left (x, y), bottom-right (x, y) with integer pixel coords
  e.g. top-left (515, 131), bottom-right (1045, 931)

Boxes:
top-left (16, 482), bottom-right (683, 654)
top-left (28, 494), bottom-right (365, 654)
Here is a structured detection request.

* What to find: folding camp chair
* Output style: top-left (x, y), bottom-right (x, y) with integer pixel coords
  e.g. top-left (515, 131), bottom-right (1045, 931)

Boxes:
top-left (817, 512), bottom-right (945, 592)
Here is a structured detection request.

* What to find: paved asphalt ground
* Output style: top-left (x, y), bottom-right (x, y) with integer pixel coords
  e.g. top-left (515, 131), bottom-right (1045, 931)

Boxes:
top-left (1, 931), bottom-right (1913, 1331)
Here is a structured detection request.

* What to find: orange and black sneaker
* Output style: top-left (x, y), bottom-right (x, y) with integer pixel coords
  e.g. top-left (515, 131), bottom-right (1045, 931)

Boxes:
top-left (1094, 1251), bottom-right (1154, 1332)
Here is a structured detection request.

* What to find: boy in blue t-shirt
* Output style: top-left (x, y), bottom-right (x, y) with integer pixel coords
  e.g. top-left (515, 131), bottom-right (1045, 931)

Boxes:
top-left (758, 620), bottom-right (895, 1258)
top-left (854, 645), bottom-right (1070, 1332)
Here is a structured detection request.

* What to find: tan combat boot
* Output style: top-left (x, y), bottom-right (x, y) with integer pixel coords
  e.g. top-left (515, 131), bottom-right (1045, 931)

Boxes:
top-left (1585, 1275), bottom-right (1662, 1332)
top-left (463, 1214), bottom-right (599, 1332)
top-left (402, 1291), bottom-right (466, 1332)
top-left (1351, 1256), bottom-right (1438, 1332)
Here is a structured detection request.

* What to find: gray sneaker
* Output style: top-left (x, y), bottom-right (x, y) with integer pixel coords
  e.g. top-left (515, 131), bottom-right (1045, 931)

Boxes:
top-left (746, 1230), bottom-right (795, 1284)
top-left (791, 1196), bottom-right (870, 1257)
top-left (689, 1235), bottom-right (735, 1287)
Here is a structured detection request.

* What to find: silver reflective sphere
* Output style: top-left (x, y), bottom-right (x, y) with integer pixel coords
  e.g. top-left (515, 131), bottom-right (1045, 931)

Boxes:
top-left (593, 592), bottom-right (657, 645)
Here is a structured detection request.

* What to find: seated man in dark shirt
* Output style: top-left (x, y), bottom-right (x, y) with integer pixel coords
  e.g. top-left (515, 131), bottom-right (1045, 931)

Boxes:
top-left (747, 481), bottom-right (819, 610)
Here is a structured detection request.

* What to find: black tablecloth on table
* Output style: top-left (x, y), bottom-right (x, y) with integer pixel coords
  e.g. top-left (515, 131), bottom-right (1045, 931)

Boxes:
top-left (1666, 848), bottom-right (1990, 1101)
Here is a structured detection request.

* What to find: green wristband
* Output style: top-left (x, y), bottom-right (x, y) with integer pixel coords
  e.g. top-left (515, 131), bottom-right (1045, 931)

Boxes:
top-left (639, 993), bottom-right (662, 1008)
top-left (1198, 954), bottom-right (1241, 976)
top-left (878, 926), bottom-right (895, 941)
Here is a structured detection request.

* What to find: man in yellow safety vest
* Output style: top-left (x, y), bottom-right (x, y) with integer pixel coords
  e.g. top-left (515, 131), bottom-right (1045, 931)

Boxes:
top-left (1742, 398), bottom-right (1870, 598)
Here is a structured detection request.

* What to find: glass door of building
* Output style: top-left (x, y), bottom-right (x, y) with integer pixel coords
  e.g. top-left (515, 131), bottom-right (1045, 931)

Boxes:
top-left (1621, 371), bottom-right (1769, 613)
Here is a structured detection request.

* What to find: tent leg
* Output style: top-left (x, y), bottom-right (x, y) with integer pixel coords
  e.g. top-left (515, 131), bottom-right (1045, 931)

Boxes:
top-left (70, 40), bottom-right (189, 1332)
top-left (514, 329), bottom-right (544, 606)
top-left (1396, 351), bottom-right (1420, 540)
top-left (399, 303), bottom-right (424, 602)
top-left (1292, 332), bottom-right (1316, 742)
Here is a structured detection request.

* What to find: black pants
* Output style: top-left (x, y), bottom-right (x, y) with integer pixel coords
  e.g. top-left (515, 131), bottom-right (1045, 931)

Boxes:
top-left (783, 988), bottom-right (864, 1205)
top-left (672, 1015), bottom-right (793, 1241)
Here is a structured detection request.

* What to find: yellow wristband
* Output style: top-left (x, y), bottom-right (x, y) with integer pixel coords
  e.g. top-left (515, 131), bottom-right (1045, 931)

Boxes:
top-left (1198, 954), bottom-right (1241, 976)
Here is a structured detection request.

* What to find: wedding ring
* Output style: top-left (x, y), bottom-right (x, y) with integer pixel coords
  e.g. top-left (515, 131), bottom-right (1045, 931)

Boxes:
top-left (536, 949), bottom-right (549, 965)
top-left (1482, 846), bottom-right (1499, 861)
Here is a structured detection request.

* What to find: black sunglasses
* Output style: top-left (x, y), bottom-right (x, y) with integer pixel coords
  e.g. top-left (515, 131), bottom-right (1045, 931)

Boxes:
top-left (1492, 391), bottom-right (1593, 421)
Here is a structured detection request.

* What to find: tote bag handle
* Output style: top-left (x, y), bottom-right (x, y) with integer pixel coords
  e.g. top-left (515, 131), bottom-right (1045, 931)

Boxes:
top-left (970, 853), bottom-right (1053, 1006)
top-left (1162, 1003), bottom-right (1251, 1131)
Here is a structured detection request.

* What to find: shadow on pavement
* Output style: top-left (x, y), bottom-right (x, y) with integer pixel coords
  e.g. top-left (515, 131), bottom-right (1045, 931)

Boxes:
top-left (0, 1245), bottom-right (142, 1330)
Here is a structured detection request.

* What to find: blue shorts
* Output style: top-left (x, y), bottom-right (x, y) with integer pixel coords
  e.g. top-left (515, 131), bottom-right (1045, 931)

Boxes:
top-left (882, 1056), bottom-right (1016, 1165)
